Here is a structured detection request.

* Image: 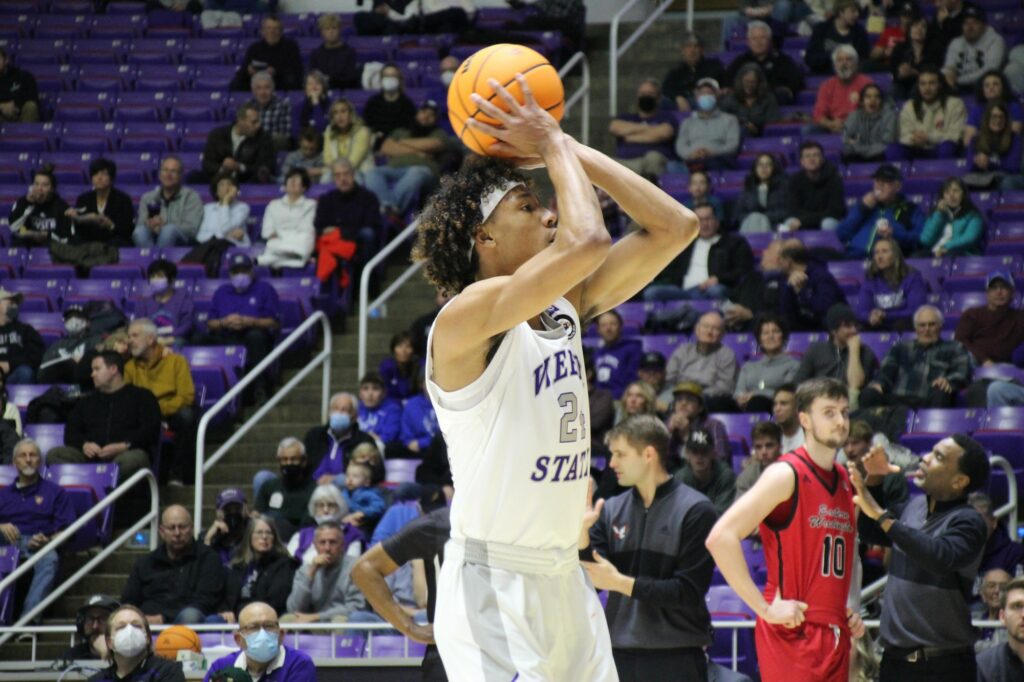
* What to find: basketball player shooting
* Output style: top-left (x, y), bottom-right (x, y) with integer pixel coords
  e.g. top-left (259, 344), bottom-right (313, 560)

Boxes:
top-left (413, 74), bottom-right (698, 680)
top-left (706, 378), bottom-right (866, 682)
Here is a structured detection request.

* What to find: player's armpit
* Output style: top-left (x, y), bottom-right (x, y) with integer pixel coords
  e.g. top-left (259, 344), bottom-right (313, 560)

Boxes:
top-left (709, 462), bottom-right (796, 543)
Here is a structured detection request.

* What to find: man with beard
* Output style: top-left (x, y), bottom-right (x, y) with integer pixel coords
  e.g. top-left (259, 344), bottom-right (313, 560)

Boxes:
top-left (977, 577), bottom-right (1024, 681)
top-left (809, 45), bottom-right (873, 135)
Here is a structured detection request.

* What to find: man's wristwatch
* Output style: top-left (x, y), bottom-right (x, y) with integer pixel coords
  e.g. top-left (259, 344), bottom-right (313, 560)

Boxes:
top-left (878, 510), bottom-right (896, 526)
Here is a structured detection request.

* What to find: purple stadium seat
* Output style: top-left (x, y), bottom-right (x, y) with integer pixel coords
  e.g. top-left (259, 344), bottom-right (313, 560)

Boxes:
top-left (641, 334), bottom-right (687, 357)
top-left (384, 459), bottom-right (419, 484)
top-left (90, 263), bottom-right (145, 280)
top-left (722, 333), bottom-right (756, 362)
top-left (613, 301), bottom-right (659, 335)
top-left (19, 312), bottom-right (63, 347)
top-left (790, 230), bottom-right (842, 251)
top-left (44, 463), bottom-right (119, 551)
top-left (192, 64), bottom-right (237, 91)
top-left (2, 279), bottom-right (65, 312)
top-left (365, 634), bottom-right (426, 658)
top-left (27, 423), bottom-right (65, 457)
top-left (0, 546), bottom-right (20, 625)
top-left (334, 632), bottom-right (367, 658)
top-left (267, 278), bottom-right (320, 338)
top-left (858, 332), bottom-right (899, 361)
top-left (709, 412), bottom-right (770, 445)
top-left (785, 332), bottom-right (829, 356)
top-left (0, 466), bottom-right (16, 487)
top-left (902, 408), bottom-right (984, 452)
top-left (912, 158), bottom-right (969, 177)
top-left (10, 384), bottom-right (74, 422)
top-left (826, 260), bottom-right (866, 288)
top-left (198, 632), bottom-right (227, 648)
top-left (64, 278), bottom-right (129, 306)
top-left (180, 345), bottom-right (247, 375)
top-left (294, 634), bottom-right (334, 657)
top-left (951, 254), bottom-right (1021, 276)
top-left (905, 257), bottom-right (948, 293)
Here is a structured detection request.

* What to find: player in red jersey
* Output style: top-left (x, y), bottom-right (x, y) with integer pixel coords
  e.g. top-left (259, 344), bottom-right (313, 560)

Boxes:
top-left (706, 378), bottom-right (866, 682)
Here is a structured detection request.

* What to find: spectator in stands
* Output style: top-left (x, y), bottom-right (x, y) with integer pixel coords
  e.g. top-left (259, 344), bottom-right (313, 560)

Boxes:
top-left (975, 567), bottom-right (1011, 636)
top-left (943, 5), bottom-right (1005, 92)
top-left (258, 168), bottom-right (317, 270)
top-left (895, 67), bottom-right (967, 160)
top-left (665, 312), bottom-right (738, 413)
top-left (323, 99), bottom-right (375, 179)
top-left (122, 504), bottom-right (225, 625)
top-left (734, 314), bottom-right (800, 413)
top-left (579, 415), bottom-right (716, 680)
top-left (0, 47), bottom-right (38, 123)
top-left (919, 177), bottom-right (984, 256)
top-left (735, 153), bottom-right (789, 233)
top-left (287, 485), bottom-right (355, 565)
top-left (37, 304), bottom-right (103, 386)
top-left (666, 382), bottom-right (731, 462)
top-left (613, 380), bottom-right (657, 428)
top-left (890, 14), bottom-right (945, 100)
top-left (967, 102), bottom-right (1022, 189)
top-left (1004, 41), bottom-right (1024, 96)
top-left (232, 15), bottom-right (303, 92)
top-left (772, 383), bottom-right (805, 452)
top-left (723, 0), bottom-right (810, 42)
top-left (720, 63), bottom-right (779, 138)
top-left (662, 32), bottom-right (725, 112)
top-left (8, 166), bottom-right (71, 248)
top-left (247, 72), bottom-right (293, 154)
top-left (338, 460), bottom-right (387, 531)
top-left (736, 420), bottom-right (782, 496)
top-left (125, 319), bottom-right (196, 486)
top-left (674, 79), bottom-right (740, 171)
top-left (207, 253), bottom-right (279, 402)
top-left (685, 171), bottom-right (725, 223)
top-left (674, 426), bottom-right (736, 515)
top-left (356, 0), bottom-right (473, 35)
top-left (314, 159), bottom-right (382, 274)
top-left (836, 164), bottom-right (926, 258)
top-left (351, 441), bottom-right (386, 487)
top-left (843, 419), bottom-right (909, 503)
top-left (279, 128), bottom-right (327, 186)
top-left (0, 438), bottom-right (72, 620)
top-left (851, 434), bottom-right (989, 681)
top-left (809, 45), bottom-right (874, 135)
top-left (842, 83), bottom-right (898, 162)
top-left (364, 99), bottom-right (454, 220)
top-left (217, 518), bottom-right (299, 622)
top-left (197, 175), bottom-right (251, 247)
top-left (866, 0), bottom-right (918, 71)
top-left (284, 522), bottom-right (366, 623)
top-left (609, 79), bottom-right (677, 182)
top-left (310, 14), bottom-right (360, 91)
top-left (0, 289), bottom-right (42, 385)
top-left (795, 303), bottom-right (879, 393)
top-left (592, 311), bottom-right (642, 400)
top-left (306, 392), bottom-right (375, 487)
top-left (379, 331), bottom-right (419, 403)
top-left (635, 352), bottom-right (671, 416)
top-left (134, 156), bottom-right (203, 248)
top-left (725, 21), bottom-right (805, 105)
top-left (858, 237), bottom-right (928, 332)
top-left (297, 72), bottom-right (331, 139)
top-left (68, 159), bottom-right (135, 248)
top-left (956, 270), bottom-right (1024, 368)
top-left (63, 594), bottom-right (119, 662)
top-left (199, 104), bottom-right (276, 185)
top-left (977, 576), bottom-right (1024, 680)
top-left (934, 0), bottom-right (971, 46)
top-left (363, 63), bottom-right (418, 145)
top-left (971, 491), bottom-right (1024, 576)
top-left (778, 241), bottom-right (848, 332)
top-left (203, 488), bottom-right (250, 568)
top-left (783, 140), bottom-right (847, 231)
top-left (964, 70), bottom-right (1023, 146)
top-left (806, 0), bottom-right (870, 74)
top-left (207, 602), bottom-right (315, 681)
top-left (255, 437), bottom-right (316, 540)
top-left (861, 304), bottom-right (972, 408)
top-left (393, 371), bottom-right (439, 459)
top-left (91, 605), bottom-right (185, 682)
top-left (357, 373), bottom-right (401, 444)
top-left (135, 260), bottom-right (195, 347)
top-left (644, 205), bottom-right (753, 302)
top-left (46, 351), bottom-right (160, 483)
top-left (0, 370), bottom-right (20, 446)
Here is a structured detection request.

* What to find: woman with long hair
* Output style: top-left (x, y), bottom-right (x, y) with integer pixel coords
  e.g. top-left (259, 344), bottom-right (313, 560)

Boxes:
top-left (920, 177), bottom-right (984, 257)
top-left (733, 314), bottom-right (799, 412)
top-left (858, 236), bottom-right (928, 331)
top-left (964, 70), bottom-right (1023, 146)
top-left (889, 15), bottom-right (944, 99)
top-left (217, 515), bottom-right (299, 621)
top-left (842, 82), bottom-right (897, 162)
top-left (298, 70), bottom-right (331, 133)
top-left (322, 98), bottom-right (374, 177)
top-left (9, 164), bottom-right (71, 247)
top-left (379, 330), bottom-right (419, 403)
top-left (720, 63), bottom-right (779, 137)
top-left (967, 102), bottom-right (1023, 189)
top-left (90, 605), bottom-right (184, 681)
top-left (735, 153), bottom-right (789, 233)
top-left (613, 380), bottom-right (657, 426)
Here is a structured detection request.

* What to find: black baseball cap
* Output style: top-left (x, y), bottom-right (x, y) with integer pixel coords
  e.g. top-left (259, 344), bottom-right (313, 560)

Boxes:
top-left (962, 4), bottom-right (986, 21)
top-left (872, 164), bottom-right (902, 183)
top-left (685, 427), bottom-right (715, 454)
top-left (228, 253), bottom-right (253, 271)
top-left (639, 351), bottom-right (666, 371)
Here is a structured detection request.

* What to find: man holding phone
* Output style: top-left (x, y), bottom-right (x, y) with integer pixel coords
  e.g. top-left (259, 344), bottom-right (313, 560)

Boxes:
top-left (133, 156), bottom-right (203, 248)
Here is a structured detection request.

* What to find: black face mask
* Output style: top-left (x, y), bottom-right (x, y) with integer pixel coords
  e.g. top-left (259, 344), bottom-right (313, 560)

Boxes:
top-left (638, 95), bottom-right (658, 112)
top-left (224, 512), bottom-right (244, 532)
top-left (280, 464), bottom-right (306, 487)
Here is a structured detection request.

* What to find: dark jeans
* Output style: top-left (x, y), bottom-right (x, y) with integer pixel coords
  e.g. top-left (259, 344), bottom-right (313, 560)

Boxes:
top-left (859, 386), bottom-right (955, 409)
top-left (613, 647), bottom-right (707, 682)
top-left (879, 650), bottom-right (976, 682)
top-left (166, 406), bottom-right (197, 484)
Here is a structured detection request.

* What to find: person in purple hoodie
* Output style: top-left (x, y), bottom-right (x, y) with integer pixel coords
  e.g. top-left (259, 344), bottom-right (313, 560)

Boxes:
top-left (593, 310), bottom-right (643, 399)
top-left (357, 372), bottom-right (402, 444)
top-left (857, 237), bottom-right (929, 332)
top-left (378, 331), bottom-right (419, 403)
top-left (204, 602), bottom-right (316, 682)
top-left (391, 371), bottom-right (439, 460)
top-left (134, 259), bottom-right (195, 347)
top-left (778, 242), bottom-right (848, 332)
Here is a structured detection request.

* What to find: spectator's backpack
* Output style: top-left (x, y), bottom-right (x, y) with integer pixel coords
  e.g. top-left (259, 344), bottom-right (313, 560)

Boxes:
top-left (643, 304), bottom-right (701, 334)
top-left (26, 386), bottom-right (79, 425)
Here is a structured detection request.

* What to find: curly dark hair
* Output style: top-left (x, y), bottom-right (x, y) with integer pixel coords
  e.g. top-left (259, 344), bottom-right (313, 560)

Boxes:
top-left (411, 156), bottom-right (530, 297)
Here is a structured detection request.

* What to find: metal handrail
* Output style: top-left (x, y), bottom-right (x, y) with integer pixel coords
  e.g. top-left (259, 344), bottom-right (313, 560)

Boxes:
top-left (0, 468), bottom-right (159, 647)
top-left (559, 51), bottom-right (590, 146)
top-left (193, 311), bottom-right (332, 537)
top-left (860, 455), bottom-right (1017, 604)
top-left (610, 0), bottom-right (686, 116)
top-left (357, 219), bottom-right (422, 379)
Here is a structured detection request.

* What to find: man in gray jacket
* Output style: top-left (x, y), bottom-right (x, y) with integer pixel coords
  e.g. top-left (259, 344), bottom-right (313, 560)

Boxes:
top-left (133, 155), bottom-right (203, 248)
top-left (675, 78), bottom-right (740, 171)
top-left (581, 415), bottom-right (717, 682)
top-left (943, 5), bottom-right (1005, 91)
top-left (283, 522), bottom-right (366, 623)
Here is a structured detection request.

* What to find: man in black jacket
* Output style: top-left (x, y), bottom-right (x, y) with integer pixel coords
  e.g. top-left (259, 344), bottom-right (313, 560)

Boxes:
top-left (783, 141), bottom-right (847, 231)
top-left (45, 351), bottom-right (161, 484)
top-left (662, 32), bottom-right (726, 113)
top-left (304, 392), bottom-right (376, 487)
top-left (724, 21), bottom-right (805, 104)
top-left (197, 104), bottom-right (276, 185)
top-left (580, 415), bottom-right (717, 682)
top-left (231, 15), bottom-right (303, 92)
top-left (121, 504), bottom-right (226, 624)
top-left (0, 288), bottom-right (43, 384)
top-left (644, 204), bottom-right (754, 302)
top-left (0, 47), bottom-right (39, 122)
top-left (313, 159), bottom-right (382, 269)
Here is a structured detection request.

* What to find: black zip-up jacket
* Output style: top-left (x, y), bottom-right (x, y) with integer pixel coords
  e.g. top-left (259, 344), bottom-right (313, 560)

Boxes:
top-left (652, 232), bottom-right (755, 291)
top-left (223, 552), bottom-right (299, 617)
top-left (121, 541), bottom-right (226, 623)
top-left (785, 162), bottom-right (847, 229)
top-left (65, 384), bottom-right (162, 456)
top-left (588, 477), bottom-right (717, 649)
top-left (0, 320), bottom-right (43, 371)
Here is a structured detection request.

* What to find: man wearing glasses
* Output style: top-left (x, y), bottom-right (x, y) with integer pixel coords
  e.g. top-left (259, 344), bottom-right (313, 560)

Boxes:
top-left (860, 305), bottom-right (972, 409)
top-left (121, 505), bottom-right (225, 625)
top-left (205, 602), bottom-right (316, 682)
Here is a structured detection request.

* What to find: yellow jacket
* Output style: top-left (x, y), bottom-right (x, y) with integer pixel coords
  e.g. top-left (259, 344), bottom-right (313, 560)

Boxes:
top-left (125, 351), bottom-right (195, 417)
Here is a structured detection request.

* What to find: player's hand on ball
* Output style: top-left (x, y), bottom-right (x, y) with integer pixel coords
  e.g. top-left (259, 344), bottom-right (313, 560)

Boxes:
top-left (764, 595), bottom-right (808, 628)
top-left (468, 74), bottom-right (563, 159)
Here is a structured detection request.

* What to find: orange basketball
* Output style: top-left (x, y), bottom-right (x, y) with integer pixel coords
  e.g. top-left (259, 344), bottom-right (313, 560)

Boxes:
top-left (154, 625), bottom-right (202, 660)
top-left (447, 43), bottom-right (564, 157)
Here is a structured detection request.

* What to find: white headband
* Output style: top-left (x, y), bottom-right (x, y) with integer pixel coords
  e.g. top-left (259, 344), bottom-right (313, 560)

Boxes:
top-left (469, 180), bottom-right (524, 262)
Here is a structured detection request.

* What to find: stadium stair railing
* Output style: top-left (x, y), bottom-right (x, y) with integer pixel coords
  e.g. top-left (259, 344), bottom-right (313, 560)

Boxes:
top-left (610, 0), bottom-right (690, 116)
top-left (560, 51), bottom-right (590, 146)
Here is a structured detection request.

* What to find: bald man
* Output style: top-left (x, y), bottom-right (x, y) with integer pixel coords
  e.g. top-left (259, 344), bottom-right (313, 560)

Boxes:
top-left (205, 602), bottom-right (316, 682)
top-left (121, 505), bottom-right (225, 624)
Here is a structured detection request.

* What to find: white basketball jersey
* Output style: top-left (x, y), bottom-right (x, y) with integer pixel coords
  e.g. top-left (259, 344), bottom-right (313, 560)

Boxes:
top-left (425, 297), bottom-right (591, 551)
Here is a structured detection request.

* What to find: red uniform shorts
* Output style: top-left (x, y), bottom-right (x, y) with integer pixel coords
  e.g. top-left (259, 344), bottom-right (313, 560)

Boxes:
top-left (755, 618), bottom-right (850, 682)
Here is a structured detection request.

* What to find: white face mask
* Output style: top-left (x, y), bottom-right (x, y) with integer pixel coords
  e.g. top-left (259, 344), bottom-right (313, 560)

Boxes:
top-left (440, 70), bottom-right (455, 87)
top-left (112, 624), bottom-right (148, 658)
top-left (65, 317), bottom-right (87, 334)
top-left (381, 76), bottom-right (400, 92)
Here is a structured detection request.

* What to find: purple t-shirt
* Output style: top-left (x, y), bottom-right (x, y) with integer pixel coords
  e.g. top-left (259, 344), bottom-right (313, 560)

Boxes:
top-left (135, 289), bottom-right (195, 340)
top-left (614, 111), bottom-right (678, 160)
top-left (210, 279), bottom-right (280, 322)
